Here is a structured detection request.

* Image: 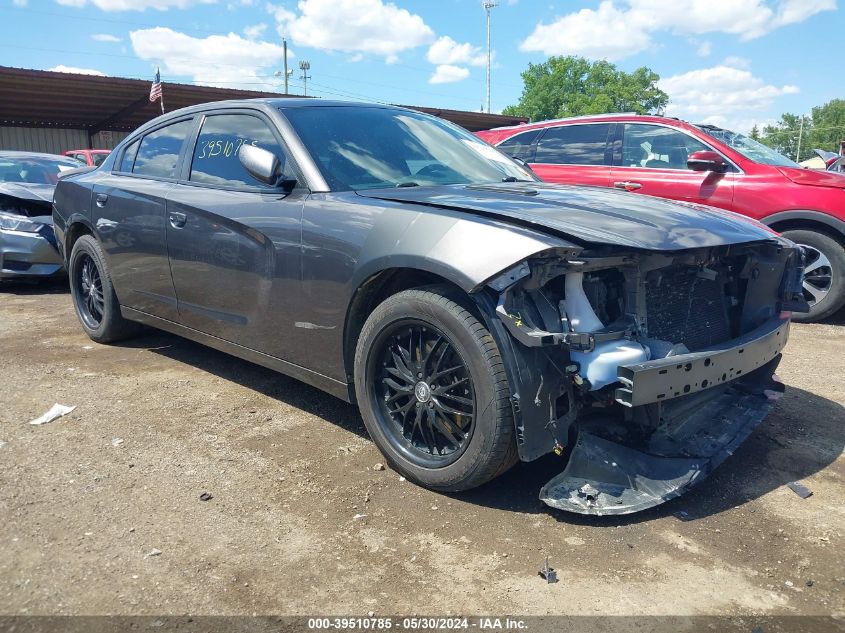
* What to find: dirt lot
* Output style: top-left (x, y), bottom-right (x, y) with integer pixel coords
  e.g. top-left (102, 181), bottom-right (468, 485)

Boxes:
top-left (1, 280), bottom-right (843, 620)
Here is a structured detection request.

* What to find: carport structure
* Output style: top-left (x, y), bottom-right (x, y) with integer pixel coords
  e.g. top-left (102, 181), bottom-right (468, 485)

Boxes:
top-left (0, 66), bottom-right (528, 154)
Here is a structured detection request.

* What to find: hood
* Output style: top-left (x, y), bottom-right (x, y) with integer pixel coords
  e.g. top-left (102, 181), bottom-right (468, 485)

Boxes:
top-left (777, 166), bottom-right (845, 188)
top-left (357, 182), bottom-right (776, 251)
top-left (0, 182), bottom-right (55, 204)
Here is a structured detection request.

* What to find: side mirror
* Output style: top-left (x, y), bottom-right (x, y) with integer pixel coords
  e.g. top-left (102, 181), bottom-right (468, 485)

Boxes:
top-left (687, 150), bottom-right (727, 173)
top-left (238, 144), bottom-right (296, 190)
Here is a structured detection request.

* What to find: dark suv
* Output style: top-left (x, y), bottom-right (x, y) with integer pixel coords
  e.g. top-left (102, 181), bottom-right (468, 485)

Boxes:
top-left (477, 114), bottom-right (845, 321)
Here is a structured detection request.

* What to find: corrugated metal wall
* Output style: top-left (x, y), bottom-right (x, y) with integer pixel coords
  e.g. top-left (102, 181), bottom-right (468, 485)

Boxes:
top-left (0, 127), bottom-right (130, 154)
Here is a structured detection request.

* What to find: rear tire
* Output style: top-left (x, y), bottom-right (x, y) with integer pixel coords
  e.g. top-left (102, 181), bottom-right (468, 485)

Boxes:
top-left (69, 235), bottom-right (139, 343)
top-left (354, 286), bottom-right (518, 492)
top-left (782, 229), bottom-right (845, 322)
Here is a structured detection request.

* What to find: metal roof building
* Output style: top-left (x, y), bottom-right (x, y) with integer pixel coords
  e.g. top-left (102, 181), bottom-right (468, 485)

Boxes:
top-left (0, 66), bottom-right (528, 154)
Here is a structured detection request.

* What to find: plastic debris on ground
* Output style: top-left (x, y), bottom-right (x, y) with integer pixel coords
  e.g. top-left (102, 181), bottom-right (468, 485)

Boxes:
top-left (111, 438), bottom-right (124, 447)
top-left (787, 481), bottom-right (813, 499)
top-left (29, 404), bottom-right (76, 426)
top-left (146, 548), bottom-right (162, 557)
top-left (199, 492), bottom-right (213, 501)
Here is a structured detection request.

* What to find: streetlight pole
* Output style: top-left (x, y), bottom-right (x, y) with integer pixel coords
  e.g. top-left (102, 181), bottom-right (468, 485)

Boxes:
top-left (796, 115), bottom-right (805, 162)
top-left (484, 1), bottom-right (496, 114)
top-left (283, 38), bottom-right (289, 95)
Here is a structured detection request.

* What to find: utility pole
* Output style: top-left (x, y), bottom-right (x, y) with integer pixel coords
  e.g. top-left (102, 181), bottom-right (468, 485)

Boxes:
top-left (299, 60), bottom-right (311, 97)
top-left (796, 114), bottom-right (805, 162)
top-left (484, 1), bottom-right (496, 114)
top-left (283, 38), bottom-right (289, 94)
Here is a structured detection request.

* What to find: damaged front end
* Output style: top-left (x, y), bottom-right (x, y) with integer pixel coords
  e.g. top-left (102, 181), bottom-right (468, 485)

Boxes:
top-left (0, 186), bottom-right (63, 279)
top-left (483, 237), bottom-right (807, 515)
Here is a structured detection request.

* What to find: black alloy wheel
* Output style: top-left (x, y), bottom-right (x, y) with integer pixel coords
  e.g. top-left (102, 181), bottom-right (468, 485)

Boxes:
top-left (75, 253), bottom-right (105, 329)
top-left (372, 320), bottom-right (476, 468)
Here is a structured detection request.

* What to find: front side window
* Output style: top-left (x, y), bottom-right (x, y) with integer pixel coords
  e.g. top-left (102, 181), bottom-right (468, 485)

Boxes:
top-left (497, 129), bottom-right (542, 162)
top-left (282, 106), bottom-right (535, 191)
top-left (534, 124), bottom-right (611, 166)
top-left (133, 119), bottom-right (193, 179)
top-left (622, 124), bottom-right (710, 170)
top-left (189, 114), bottom-right (292, 188)
top-left (92, 153), bottom-right (108, 167)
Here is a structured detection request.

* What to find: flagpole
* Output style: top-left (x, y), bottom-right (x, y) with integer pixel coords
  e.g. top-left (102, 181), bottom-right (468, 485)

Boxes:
top-left (159, 68), bottom-right (165, 114)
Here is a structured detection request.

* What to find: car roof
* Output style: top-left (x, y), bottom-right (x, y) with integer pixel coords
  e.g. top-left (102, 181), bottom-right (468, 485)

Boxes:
top-left (483, 113), bottom-right (701, 134)
top-left (0, 150), bottom-right (81, 161)
top-left (65, 149), bottom-right (111, 153)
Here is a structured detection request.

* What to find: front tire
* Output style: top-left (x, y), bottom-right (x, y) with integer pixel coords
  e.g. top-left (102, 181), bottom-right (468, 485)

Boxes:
top-left (354, 287), bottom-right (517, 492)
top-left (782, 229), bottom-right (845, 322)
top-left (69, 235), bottom-right (139, 343)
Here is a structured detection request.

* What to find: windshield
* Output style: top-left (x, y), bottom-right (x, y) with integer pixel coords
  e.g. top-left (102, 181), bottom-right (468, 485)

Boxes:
top-left (282, 106), bottom-right (536, 191)
top-left (0, 156), bottom-right (81, 185)
top-left (92, 153), bottom-right (109, 167)
top-left (696, 126), bottom-right (800, 167)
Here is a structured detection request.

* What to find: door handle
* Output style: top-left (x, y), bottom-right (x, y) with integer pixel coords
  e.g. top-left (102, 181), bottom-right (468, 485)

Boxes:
top-left (168, 211), bottom-right (187, 229)
top-left (613, 181), bottom-right (642, 191)
top-left (95, 193), bottom-right (108, 207)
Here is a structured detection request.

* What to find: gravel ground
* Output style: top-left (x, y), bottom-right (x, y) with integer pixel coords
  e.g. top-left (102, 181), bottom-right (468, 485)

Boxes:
top-left (0, 279), bottom-right (843, 620)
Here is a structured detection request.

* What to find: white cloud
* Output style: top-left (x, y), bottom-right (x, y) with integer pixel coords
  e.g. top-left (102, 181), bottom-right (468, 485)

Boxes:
top-left (130, 27), bottom-right (288, 89)
top-left (429, 64), bottom-right (470, 85)
top-left (520, 1), bottom-right (652, 60)
top-left (695, 40), bottom-right (711, 57)
top-left (520, 0), bottom-right (836, 60)
top-left (48, 65), bottom-right (106, 76)
top-left (243, 22), bottom-right (267, 40)
top-left (722, 56), bottom-right (751, 69)
top-left (660, 64), bottom-right (800, 131)
top-left (56, 0), bottom-right (213, 9)
top-left (91, 33), bottom-right (121, 42)
top-left (13, 0), bottom-right (28, 6)
top-left (269, 0), bottom-right (434, 60)
top-left (426, 36), bottom-right (487, 67)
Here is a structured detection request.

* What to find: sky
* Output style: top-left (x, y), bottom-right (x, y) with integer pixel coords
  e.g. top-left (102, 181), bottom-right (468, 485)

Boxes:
top-left (3, 0), bottom-right (843, 132)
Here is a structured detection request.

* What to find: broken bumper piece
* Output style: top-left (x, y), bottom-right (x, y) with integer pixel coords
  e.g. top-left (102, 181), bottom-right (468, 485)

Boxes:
top-left (539, 366), bottom-right (784, 515)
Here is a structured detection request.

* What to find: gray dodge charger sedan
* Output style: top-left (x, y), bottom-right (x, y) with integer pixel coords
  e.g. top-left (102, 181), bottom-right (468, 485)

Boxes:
top-left (53, 99), bottom-right (808, 515)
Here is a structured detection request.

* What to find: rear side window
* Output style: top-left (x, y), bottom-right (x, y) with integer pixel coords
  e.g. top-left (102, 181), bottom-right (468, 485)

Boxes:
top-left (118, 139), bottom-right (139, 172)
top-left (497, 129), bottom-right (541, 162)
top-left (189, 113), bottom-right (291, 188)
top-left (622, 124), bottom-right (710, 170)
top-left (535, 123), bottom-right (611, 166)
top-left (133, 119), bottom-right (193, 179)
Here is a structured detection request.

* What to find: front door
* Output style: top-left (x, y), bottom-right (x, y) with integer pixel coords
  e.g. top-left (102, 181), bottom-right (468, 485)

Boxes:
top-left (92, 117), bottom-right (195, 322)
top-left (610, 123), bottom-right (735, 210)
top-left (165, 111), bottom-right (305, 358)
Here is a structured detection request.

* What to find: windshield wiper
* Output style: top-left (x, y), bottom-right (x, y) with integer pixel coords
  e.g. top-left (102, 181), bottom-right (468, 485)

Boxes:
top-left (396, 181), bottom-right (420, 188)
top-left (501, 176), bottom-right (532, 182)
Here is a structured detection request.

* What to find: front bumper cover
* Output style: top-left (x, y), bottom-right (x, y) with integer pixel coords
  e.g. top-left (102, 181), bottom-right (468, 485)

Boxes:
top-left (540, 317), bottom-right (789, 515)
top-left (0, 226), bottom-right (63, 279)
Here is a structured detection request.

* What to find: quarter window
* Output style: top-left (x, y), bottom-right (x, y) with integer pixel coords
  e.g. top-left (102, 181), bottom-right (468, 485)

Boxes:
top-left (622, 124), bottom-right (711, 170)
top-left (534, 124), bottom-right (611, 165)
top-left (189, 114), bottom-right (291, 188)
top-left (133, 119), bottom-right (193, 179)
top-left (496, 129), bottom-right (541, 162)
top-left (118, 139), bottom-right (140, 173)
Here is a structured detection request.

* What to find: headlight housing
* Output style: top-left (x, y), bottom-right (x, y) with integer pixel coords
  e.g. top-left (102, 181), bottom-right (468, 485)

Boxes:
top-left (0, 211), bottom-right (45, 233)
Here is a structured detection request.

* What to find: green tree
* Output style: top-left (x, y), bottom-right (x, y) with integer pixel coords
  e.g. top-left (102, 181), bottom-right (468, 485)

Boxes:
top-left (749, 125), bottom-right (761, 141)
top-left (759, 113), bottom-right (805, 161)
top-left (502, 56), bottom-right (668, 121)
top-left (807, 99), bottom-right (845, 155)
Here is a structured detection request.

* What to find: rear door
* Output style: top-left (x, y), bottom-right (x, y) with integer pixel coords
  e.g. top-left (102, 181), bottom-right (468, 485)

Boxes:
top-left (165, 110), bottom-right (305, 358)
top-left (91, 117), bottom-right (195, 321)
top-left (530, 123), bottom-right (614, 187)
top-left (610, 123), bottom-right (735, 209)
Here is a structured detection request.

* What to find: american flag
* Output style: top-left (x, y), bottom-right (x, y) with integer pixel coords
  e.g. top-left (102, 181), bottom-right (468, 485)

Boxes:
top-left (149, 68), bottom-right (162, 103)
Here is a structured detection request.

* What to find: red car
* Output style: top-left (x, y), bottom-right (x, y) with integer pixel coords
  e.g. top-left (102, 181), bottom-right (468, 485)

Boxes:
top-left (62, 149), bottom-right (111, 167)
top-left (477, 114), bottom-right (845, 321)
